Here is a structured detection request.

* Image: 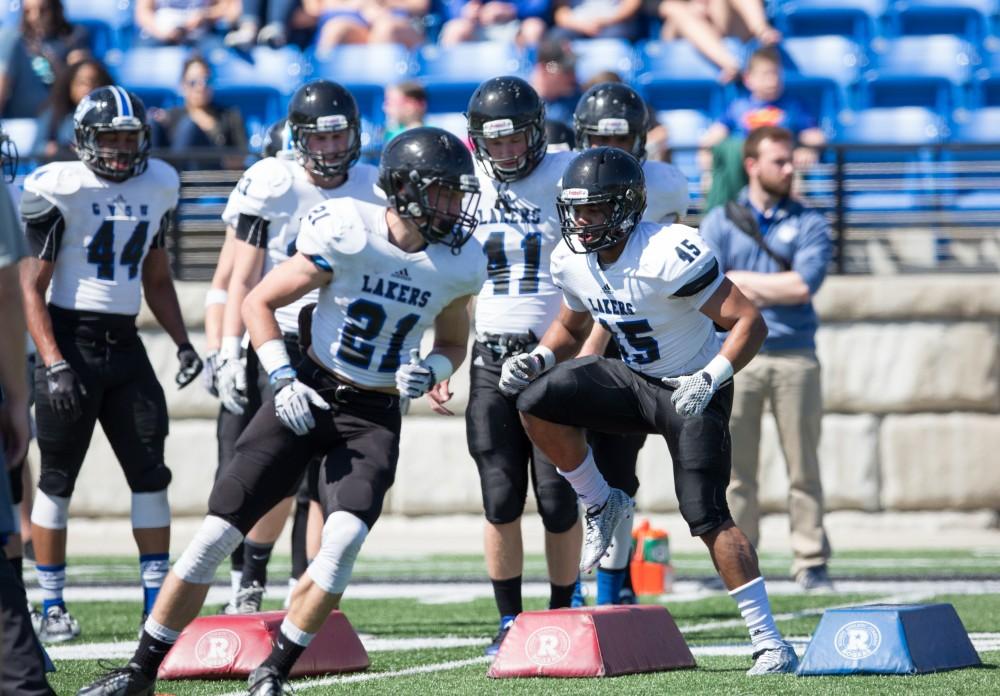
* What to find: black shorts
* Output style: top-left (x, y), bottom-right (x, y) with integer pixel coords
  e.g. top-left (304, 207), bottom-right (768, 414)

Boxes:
top-left (465, 341), bottom-right (579, 533)
top-left (208, 355), bottom-right (401, 533)
top-left (517, 355), bottom-right (733, 537)
top-left (34, 306), bottom-right (170, 498)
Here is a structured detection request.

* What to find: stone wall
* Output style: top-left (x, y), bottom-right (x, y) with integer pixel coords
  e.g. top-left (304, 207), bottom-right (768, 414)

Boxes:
top-left (55, 275), bottom-right (1000, 518)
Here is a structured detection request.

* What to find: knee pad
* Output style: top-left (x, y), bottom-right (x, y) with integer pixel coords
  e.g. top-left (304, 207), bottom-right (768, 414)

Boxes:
top-left (481, 474), bottom-right (525, 526)
top-left (31, 491), bottom-right (70, 530)
top-left (38, 468), bottom-right (76, 499)
top-left (307, 511), bottom-right (368, 595)
top-left (131, 490), bottom-right (171, 529)
top-left (128, 465), bottom-right (172, 494)
top-left (173, 516), bottom-right (244, 585)
top-left (535, 481), bottom-right (579, 534)
top-left (679, 498), bottom-right (732, 538)
top-left (208, 474), bottom-right (249, 519)
top-left (600, 501), bottom-right (635, 570)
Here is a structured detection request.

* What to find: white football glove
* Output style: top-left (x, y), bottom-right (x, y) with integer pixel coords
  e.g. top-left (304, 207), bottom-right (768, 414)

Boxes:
top-left (395, 349), bottom-right (435, 399)
top-left (661, 372), bottom-right (716, 417)
top-left (499, 348), bottom-right (554, 397)
top-left (217, 356), bottom-right (248, 415)
top-left (273, 375), bottom-right (330, 435)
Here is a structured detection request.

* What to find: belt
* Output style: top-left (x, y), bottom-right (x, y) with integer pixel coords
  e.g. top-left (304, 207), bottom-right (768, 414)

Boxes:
top-left (49, 305), bottom-right (137, 345)
top-left (302, 358), bottom-right (400, 411)
top-left (476, 331), bottom-right (538, 360)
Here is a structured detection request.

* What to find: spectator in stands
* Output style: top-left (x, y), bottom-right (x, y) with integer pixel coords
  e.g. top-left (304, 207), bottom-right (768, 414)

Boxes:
top-left (20, 0), bottom-right (91, 88)
top-left (159, 55), bottom-right (248, 169)
top-left (0, 28), bottom-right (50, 118)
top-left (135, 0), bottom-right (242, 48)
top-left (305, 0), bottom-right (428, 55)
top-left (549, 0), bottom-right (642, 42)
top-left (700, 46), bottom-right (826, 209)
top-left (698, 125), bottom-right (834, 593)
top-left (659, 0), bottom-right (780, 83)
top-left (529, 38), bottom-right (580, 125)
top-left (439, 1), bottom-right (550, 47)
top-left (225, 0), bottom-right (302, 48)
top-left (581, 69), bottom-right (670, 161)
top-left (383, 80), bottom-right (427, 143)
top-left (32, 58), bottom-right (113, 157)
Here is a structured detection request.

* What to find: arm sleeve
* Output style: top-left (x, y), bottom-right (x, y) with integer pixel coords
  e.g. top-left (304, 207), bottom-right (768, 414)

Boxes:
top-left (24, 209), bottom-right (65, 262)
top-left (791, 211), bottom-right (833, 295)
top-left (150, 208), bottom-right (174, 249)
top-left (234, 213), bottom-right (270, 248)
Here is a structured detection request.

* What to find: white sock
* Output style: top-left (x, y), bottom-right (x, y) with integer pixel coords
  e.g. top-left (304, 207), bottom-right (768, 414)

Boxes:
top-left (144, 616), bottom-right (181, 644)
top-left (230, 570), bottom-right (242, 600)
top-left (730, 576), bottom-right (784, 653)
top-left (280, 616), bottom-right (315, 647)
top-left (556, 448), bottom-right (610, 513)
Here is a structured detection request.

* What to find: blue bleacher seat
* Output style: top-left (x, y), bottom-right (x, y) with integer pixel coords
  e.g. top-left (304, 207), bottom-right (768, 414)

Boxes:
top-left (888, 0), bottom-right (995, 43)
top-left (569, 38), bottom-right (636, 83)
top-left (313, 43), bottom-right (413, 122)
top-left (952, 106), bottom-right (1000, 141)
top-left (636, 40), bottom-right (729, 116)
top-left (656, 109), bottom-right (711, 199)
top-left (777, 0), bottom-right (889, 42)
top-left (863, 35), bottom-right (977, 111)
top-left (783, 75), bottom-right (841, 134)
top-left (417, 42), bottom-right (524, 113)
top-left (213, 85), bottom-right (284, 136)
top-left (780, 36), bottom-right (866, 88)
top-left (62, 0), bottom-right (134, 52)
top-left (972, 48), bottom-right (1000, 105)
top-left (210, 47), bottom-right (305, 95)
top-left (107, 46), bottom-right (189, 110)
top-left (837, 106), bottom-right (946, 143)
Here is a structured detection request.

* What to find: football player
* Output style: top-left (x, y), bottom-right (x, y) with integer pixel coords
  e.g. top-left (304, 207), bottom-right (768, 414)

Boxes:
top-left (213, 81), bottom-right (383, 614)
top-left (501, 147), bottom-right (799, 675)
top-left (571, 81), bottom-right (690, 605)
top-left (452, 76), bottom-right (582, 657)
top-left (19, 86), bottom-right (202, 642)
top-left (75, 126), bottom-right (486, 696)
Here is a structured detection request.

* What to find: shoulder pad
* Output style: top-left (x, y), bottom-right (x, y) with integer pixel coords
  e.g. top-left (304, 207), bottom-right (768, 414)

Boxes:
top-left (24, 162), bottom-right (82, 199)
top-left (145, 158), bottom-right (181, 189)
top-left (242, 157), bottom-right (294, 200)
top-left (295, 199), bottom-right (368, 263)
top-left (20, 188), bottom-right (59, 222)
top-left (642, 161), bottom-right (689, 223)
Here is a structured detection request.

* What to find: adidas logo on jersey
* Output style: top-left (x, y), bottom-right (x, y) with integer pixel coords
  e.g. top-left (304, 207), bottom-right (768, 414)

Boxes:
top-left (392, 268), bottom-right (412, 281)
top-left (601, 283), bottom-right (615, 296)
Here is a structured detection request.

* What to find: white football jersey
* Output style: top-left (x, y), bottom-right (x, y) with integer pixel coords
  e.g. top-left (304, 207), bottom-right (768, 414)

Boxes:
top-left (222, 157), bottom-right (383, 334)
top-left (552, 221), bottom-right (724, 379)
top-left (472, 149), bottom-right (575, 338)
top-left (23, 159), bottom-right (179, 315)
top-left (642, 160), bottom-right (689, 225)
top-left (295, 198), bottom-right (487, 389)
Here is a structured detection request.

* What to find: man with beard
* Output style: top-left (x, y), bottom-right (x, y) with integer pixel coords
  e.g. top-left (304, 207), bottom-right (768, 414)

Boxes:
top-left (698, 126), bottom-right (834, 592)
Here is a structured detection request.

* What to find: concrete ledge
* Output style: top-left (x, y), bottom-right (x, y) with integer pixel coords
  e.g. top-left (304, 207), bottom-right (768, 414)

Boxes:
top-left (815, 275), bottom-right (1000, 321)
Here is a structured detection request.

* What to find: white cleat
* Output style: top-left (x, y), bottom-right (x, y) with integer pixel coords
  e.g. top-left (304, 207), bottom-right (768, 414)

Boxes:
top-left (580, 488), bottom-right (632, 573)
top-left (38, 605), bottom-right (81, 643)
top-left (747, 643), bottom-right (799, 675)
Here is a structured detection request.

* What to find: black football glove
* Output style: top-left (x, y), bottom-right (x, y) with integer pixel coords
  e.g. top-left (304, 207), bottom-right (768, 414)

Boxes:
top-left (176, 342), bottom-right (204, 389)
top-left (45, 361), bottom-right (87, 422)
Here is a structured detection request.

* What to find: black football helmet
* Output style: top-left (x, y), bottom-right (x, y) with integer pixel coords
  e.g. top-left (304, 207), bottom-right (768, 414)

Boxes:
top-left (573, 82), bottom-right (648, 161)
top-left (466, 76), bottom-right (546, 182)
top-left (557, 147), bottom-right (646, 254)
top-left (544, 119), bottom-right (575, 151)
top-left (378, 127), bottom-right (481, 251)
top-left (0, 121), bottom-right (19, 183)
top-left (73, 86), bottom-right (150, 181)
top-left (261, 118), bottom-right (290, 158)
top-left (287, 80), bottom-right (361, 178)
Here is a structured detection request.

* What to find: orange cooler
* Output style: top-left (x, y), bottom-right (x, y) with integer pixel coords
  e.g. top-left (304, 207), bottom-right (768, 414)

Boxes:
top-left (629, 519), bottom-right (674, 595)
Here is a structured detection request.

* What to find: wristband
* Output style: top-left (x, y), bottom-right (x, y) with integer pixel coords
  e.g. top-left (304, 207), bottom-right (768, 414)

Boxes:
top-left (423, 353), bottom-right (454, 384)
top-left (530, 345), bottom-right (557, 372)
top-left (220, 336), bottom-right (242, 362)
top-left (205, 288), bottom-right (228, 307)
top-left (704, 354), bottom-right (734, 388)
top-left (256, 338), bottom-right (292, 376)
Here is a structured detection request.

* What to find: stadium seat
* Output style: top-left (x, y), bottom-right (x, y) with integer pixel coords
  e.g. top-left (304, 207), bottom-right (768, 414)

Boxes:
top-left (780, 36), bottom-right (866, 88)
top-left (312, 43), bottom-right (413, 123)
top-left (783, 75), bottom-right (841, 134)
top-left (951, 106), bottom-right (1000, 141)
top-left (972, 48), bottom-right (1000, 106)
top-left (863, 35), bottom-right (977, 111)
top-left (62, 0), bottom-right (134, 53)
top-left (423, 112), bottom-right (469, 141)
top-left (836, 106), bottom-right (946, 144)
top-left (888, 0), bottom-right (995, 43)
top-left (213, 85), bottom-right (284, 135)
top-left (3, 118), bottom-right (38, 158)
top-left (210, 47), bottom-right (306, 95)
top-left (569, 38), bottom-right (637, 83)
top-left (417, 41), bottom-right (524, 113)
top-left (776, 0), bottom-right (889, 42)
top-left (636, 40), bottom-right (729, 116)
top-left (656, 109), bottom-right (711, 199)
top-left (107, 46), bottom-right (189, 109)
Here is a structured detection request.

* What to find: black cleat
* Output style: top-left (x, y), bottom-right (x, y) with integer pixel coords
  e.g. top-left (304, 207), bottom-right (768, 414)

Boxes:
top-left (247, 665), bottom-right (293, 695)
top-left (75, 663), bottom-right (155, 696)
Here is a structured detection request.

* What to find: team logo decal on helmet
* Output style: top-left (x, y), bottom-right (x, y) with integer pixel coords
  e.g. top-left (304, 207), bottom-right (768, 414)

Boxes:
top-left (556, 147), bottom-right (646, 253)
top-left (287, 80), bottom-right (362, 178)
top-left (74, 85), bottom-right (151, 181)
top-left (466, 76), bottom-right (547, 182)
top-left (574, 82), bottom-right (649, 161)
top-left (378, 127), bottom-right (481, 252)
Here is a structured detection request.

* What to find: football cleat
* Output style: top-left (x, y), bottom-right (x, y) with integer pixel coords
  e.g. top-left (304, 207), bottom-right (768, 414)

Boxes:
top-left (747, 643), bottom-right (799, 675)
top-left (795, 565), bottom-right (834, 593)
top-left (247, 665), bottom-right (294, 695)
top-left (230, 581), bottom-right (265, 614)
top-left (39, 605), bottom-right (81, 643)
top-left (484, 615), bottom-right (516, 658)
top-left (75, 663), bottom-right (155, 695)
top-left (580, 488), bottom-right (632, 573)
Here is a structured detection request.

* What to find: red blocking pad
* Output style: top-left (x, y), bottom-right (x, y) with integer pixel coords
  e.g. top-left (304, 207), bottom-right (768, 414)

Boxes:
top-left (488, 605), bottom-right (695, 678)
top-left (797, 604), bottom-right (981, 676)
top-left (158, 610), bottom-right (369, 680)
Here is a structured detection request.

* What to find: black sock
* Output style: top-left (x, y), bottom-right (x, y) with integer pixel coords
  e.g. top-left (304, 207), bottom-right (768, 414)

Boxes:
top-left (242, 539), bottom-right (274, 588)
top-left (261, 628), bottom-right (307, 677)
top-left (491, 575), bottom-right (522, 618)
top-left (132, 630), bottom-right (175, 680)
top-left (549, 582), bottom-right (576, 609)
top-left (231, 542), bottom-right (245, 573)
top-left (10, 556), bottom-right (23, 587)
top-left (290, 500), bottom-right (309, 580)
